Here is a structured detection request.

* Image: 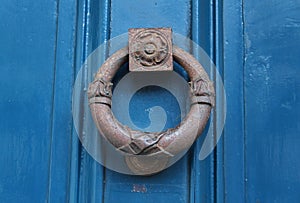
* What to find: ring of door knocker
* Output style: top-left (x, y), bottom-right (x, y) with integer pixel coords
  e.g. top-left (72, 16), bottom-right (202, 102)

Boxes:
top-left (88, 28), bottom-right (215, 175)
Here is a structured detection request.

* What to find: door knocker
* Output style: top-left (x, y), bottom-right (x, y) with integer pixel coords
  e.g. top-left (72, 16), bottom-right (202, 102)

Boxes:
top-left (88, 28), bottom-right (215, 175)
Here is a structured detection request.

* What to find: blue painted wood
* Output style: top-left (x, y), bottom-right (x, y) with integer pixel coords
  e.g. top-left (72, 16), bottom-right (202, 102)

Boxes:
top-left (213, 1), bottom-right (225, 202)
top-left (103, 1), bottom-right (194, 202)
top-left (190, 0), bottom-right (217, 202)
top-left (0, 0), bottom-right (217, 202)
top-left (47, 0), bottom-right (77, 202)
top-left (222, 0), bottom-right (246, 202)
top-left (109, 0), bottom-right (192, 37)
top-left (0, 1), bottom-right (59, 202)
top-left (3, 0), bottom-right (300, 202)
top-left (70, 1), bottom-right (111, 202)
top-left (243, 1), bottom-right (300, 202)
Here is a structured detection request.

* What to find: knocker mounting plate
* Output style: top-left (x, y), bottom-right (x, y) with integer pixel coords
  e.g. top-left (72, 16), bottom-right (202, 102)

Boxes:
top-left (129, 28), bottom-right (173, 72)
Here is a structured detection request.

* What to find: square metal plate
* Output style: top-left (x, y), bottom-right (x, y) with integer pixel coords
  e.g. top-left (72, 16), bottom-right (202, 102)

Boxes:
top-left (128, 28), bottom-right (173, 72)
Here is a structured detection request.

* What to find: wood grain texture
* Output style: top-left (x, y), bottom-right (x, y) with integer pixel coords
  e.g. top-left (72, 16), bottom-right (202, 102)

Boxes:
top-left (0, 1), bottom-right (59, 202)
top-left (222, 0), bottom-right (246, 202)
top-left (243, 0), bottom-right (300, 202)
top-left (47, 0), bottom-right (77, 202)
top-left (71, 1), bottom-right (111, 202)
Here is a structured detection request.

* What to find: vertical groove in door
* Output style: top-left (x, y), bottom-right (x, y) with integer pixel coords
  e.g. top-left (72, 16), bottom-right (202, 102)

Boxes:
top-left (241, 1), bottom-right (247, 202)
top-left (222, 0), bottom-right (245, 202)
top-left (69, 0), bottom-right (88, 201)
top-left (214, 0), bottom-right (225, 202)
top-left (47, 0), bottom-right (79, 202)
top-left (69, 0), bottom-right (112, 202)
top-left (47, 0), bottom-right (60, 201)
top-left (190, 0), bottom-right (218, 202)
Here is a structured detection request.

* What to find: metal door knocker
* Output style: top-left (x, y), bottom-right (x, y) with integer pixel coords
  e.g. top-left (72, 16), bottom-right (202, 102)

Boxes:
top-left (88, 28), bottom-right (215, 175)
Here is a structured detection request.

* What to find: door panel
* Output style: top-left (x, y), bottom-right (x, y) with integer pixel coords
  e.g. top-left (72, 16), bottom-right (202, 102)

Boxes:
top-left (243, 1), bottom-right (300, 202)
top-left (223, 0), bottom-right (245, 202)
top-left (1, 0), bottom-right (300, 202)
top-left (73, 0), bottom-right (215, 202)
top-left (223, 0), bottom-right (300, 202)
top-left (105, 1), bottom-right (192, 202)
top-left (47, 0), bottom-right (77, 202)
top-left (0, 1), bottom-right (59, 202)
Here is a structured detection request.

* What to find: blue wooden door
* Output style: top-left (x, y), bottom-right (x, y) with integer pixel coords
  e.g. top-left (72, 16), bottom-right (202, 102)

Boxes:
top-left (1, 0), bottom-right (299, 202)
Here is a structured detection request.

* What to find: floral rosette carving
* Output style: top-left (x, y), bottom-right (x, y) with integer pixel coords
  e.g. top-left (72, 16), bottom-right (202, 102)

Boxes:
top-left (131, 30), bottom-right (169, 67)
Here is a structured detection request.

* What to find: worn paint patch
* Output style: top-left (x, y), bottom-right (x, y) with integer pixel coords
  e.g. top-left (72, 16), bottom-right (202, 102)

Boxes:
top-left (131, 184), bottom-right (147, 193)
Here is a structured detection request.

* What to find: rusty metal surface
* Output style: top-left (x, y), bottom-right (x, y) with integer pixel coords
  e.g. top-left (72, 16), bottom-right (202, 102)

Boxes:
top-left (129, 28), bottom-right (173, 72)
top-left (88, 28), bottom-right (215, 175)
